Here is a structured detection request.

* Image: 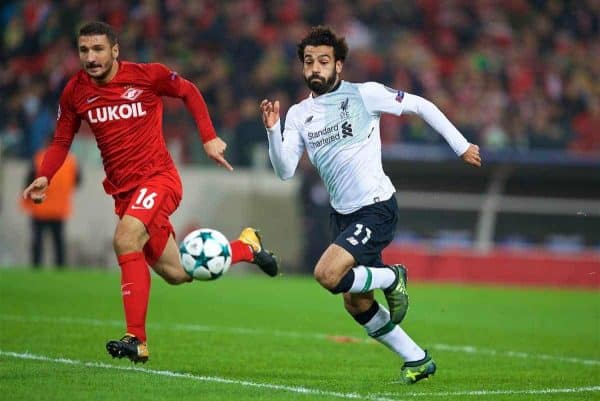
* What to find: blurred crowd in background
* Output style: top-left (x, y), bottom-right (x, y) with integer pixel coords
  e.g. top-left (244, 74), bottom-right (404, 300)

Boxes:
top-left (1, 0), bottom-right (599, 166)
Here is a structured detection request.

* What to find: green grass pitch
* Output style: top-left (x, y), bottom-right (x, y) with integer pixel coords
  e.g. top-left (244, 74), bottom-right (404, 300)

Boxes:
top-left (0, 268), bottom-right (598, 401)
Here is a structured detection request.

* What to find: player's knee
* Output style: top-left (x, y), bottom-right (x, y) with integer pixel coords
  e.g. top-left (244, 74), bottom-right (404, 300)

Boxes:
top-left (165, 268), bottom-right (192, 285)
top-left (162, 274), bottom-right (190, 285)
top-left (152, 260), bottom-right (193, 285)
top-left (113, 227), bottom-right (145, 254)
top-left (344, 300), bottom-right (362, 316)
top-left (313, 264), bottom-right (339, 291)
top-left (314, 264), bottom-right (353, 294)
top-left (343, 293), bottom-right (373, 315)
top-left (343, 294), bottom-right (357, 313)
top-left (113, 233), bottom-right (135, 254)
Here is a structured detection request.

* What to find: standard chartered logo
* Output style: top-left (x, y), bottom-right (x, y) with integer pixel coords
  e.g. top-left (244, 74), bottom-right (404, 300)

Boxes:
top-left (307, 124), bottom-right (339, 140)
top-left (307, 123), bottom-right (340, 149)
top-left (307, 120), bottom-right (354, 149)
top-left (308, 124), bottom-right (340, 149)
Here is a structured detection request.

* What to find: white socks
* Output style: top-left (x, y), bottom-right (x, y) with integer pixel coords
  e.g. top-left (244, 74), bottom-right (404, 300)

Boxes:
top-left (363, 303), bottom-right (425, 362)
top-left (348, 266), bottom-right (396, 293)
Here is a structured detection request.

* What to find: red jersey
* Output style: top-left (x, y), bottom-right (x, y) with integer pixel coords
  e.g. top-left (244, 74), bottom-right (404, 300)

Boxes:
top-left (42, 61), bottom-right (217, 194)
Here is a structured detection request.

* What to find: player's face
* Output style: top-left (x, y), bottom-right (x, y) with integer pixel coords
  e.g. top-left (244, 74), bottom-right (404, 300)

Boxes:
top-left (302, 45), bottom-right (343, 95)
top-left (78, 34), bottom-right (119, 83)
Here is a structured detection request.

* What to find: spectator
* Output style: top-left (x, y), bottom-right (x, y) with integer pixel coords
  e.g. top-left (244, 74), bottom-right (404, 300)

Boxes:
top-left (231, 96), bottom-right (268, 167)
top-left (571, 97), bottom-right (600, 154)
top-left (1, 0), bottom-right (599, 160)
top-left (20, 146), bottom-right (81, 268)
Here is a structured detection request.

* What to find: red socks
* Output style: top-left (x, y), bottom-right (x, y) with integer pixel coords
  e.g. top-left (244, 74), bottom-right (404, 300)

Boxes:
top-left (229, 240), bottom-right (254, 264)
top-left (117, 252), bottom-right (150, 342)
top-left (116, 243), bottom-right (251, 341)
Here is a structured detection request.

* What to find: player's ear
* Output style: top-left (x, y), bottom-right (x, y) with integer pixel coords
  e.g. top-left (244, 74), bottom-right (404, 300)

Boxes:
top-left (112, 43), bottom-right (119, 59)
top-left (335, 60), bottom-right (343, 74)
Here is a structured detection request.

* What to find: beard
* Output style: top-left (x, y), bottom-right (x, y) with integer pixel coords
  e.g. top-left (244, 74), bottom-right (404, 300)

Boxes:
top-left (85, 60), bottom-right (114, 81)
top-left (304, 71), bottom-right (338, 95)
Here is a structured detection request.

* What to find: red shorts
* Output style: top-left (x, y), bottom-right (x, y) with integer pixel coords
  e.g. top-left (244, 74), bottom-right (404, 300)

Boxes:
top-left (113, 169), bottom-right (182, 266)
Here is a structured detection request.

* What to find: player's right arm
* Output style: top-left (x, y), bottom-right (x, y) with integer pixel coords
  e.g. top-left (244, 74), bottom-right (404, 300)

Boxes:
top-left (260, 99), bottom-right (305, 180)
top-left (23, 81), bottom-right (80, 203)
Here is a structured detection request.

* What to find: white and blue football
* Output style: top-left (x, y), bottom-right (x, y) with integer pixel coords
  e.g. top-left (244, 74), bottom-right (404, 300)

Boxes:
top-left (179, 228), bottom-right (232, 280)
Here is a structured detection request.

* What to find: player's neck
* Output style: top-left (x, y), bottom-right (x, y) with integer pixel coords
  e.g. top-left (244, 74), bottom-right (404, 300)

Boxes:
top-left (92, 60), bottom-right (120, 85)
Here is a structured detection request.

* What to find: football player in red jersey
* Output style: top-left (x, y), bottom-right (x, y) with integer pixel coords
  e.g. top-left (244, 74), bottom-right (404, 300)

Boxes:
top-left (22, 21), bottom-right (278, 363)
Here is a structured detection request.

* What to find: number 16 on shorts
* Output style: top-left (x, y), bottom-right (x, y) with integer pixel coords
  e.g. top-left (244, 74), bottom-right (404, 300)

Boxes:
top-left (131, 188), bottom-right (158, 210)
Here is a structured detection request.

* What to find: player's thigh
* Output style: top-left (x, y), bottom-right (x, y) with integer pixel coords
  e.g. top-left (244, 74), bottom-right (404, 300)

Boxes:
top-left (151, 234), bottom-right (191, 285)
top-left (343, 291), bottom-right (375, 315)
top-left (314, 243), bottom-right (356, 286)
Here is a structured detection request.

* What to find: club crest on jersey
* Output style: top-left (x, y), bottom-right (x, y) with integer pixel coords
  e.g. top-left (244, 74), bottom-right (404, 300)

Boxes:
top-left (121, 87), bottom-right (143, 101)
top-left (339, 97), bottom-right (350, 119)
top-left (340, 98), bottom-right (349, 111)
top-left (87, 102), bottom-right (147, 124)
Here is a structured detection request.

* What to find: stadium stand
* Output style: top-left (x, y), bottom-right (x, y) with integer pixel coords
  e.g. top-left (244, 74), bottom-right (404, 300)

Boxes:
top-left (1, 0), bottom-right (598, 277)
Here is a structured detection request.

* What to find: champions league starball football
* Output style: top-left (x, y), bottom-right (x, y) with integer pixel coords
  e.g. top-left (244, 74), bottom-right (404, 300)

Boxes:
top-left (179, 228), bottom-right (232, 280)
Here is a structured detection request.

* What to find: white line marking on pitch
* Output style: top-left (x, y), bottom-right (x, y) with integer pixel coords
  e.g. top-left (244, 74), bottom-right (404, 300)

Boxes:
top-left (1, 350), bottom-right (598, 399)
top-left (1, 313), bottom-right (598, 367)
top-left (384, 386), bottom-right (600, 397)
top-left (0, 350), bottom-right (404, 401)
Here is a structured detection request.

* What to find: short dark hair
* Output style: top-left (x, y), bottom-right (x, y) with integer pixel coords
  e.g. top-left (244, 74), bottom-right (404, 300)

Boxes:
top-left (78, 21), bottom-right (118, 46)
top-left (297, 26), bottom-right (348, 62)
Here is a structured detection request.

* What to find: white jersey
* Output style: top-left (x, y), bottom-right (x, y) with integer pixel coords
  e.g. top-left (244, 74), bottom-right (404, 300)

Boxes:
top-left (267, 80), bottom-right (470, 214)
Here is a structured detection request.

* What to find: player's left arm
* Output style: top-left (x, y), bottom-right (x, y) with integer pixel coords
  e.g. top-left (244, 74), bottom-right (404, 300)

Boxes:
top-left (401, 94), bottom-right (481, 167)
top-left (358, 82), bottom-right (481, 167)
top-left (149, 63), bottom-right (232, 171)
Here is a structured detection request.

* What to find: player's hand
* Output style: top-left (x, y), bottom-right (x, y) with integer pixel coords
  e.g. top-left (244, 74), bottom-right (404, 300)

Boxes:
top-left (260, 99), bottom-right (280, 129)
top-left (23, 176), bottom-right (49, 203)
top-left (203, 137), bottom-right (233, 171)
top-left (461, 144), bottom-right (482, 167)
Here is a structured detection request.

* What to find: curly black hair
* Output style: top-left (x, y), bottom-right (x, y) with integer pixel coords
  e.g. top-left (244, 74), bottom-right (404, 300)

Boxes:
top-left (79, 21), bottom-right (118, 46)
top-left (297, 26), bottom-right (348, 62)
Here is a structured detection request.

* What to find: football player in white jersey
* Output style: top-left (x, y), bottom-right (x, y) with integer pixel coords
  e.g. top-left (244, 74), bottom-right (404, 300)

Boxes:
top-left (260, 26), bottom-right (481, 384)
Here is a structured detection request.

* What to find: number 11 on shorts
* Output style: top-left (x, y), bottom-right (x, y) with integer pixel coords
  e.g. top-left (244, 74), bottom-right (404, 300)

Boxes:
top-left (354, 223), bottom-right (372, 244)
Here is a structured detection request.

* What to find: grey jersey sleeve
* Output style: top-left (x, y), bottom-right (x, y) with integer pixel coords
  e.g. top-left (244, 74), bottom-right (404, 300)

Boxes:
top-left (358, 82), bottom-right (470, 156)
top-left (266, 106), bottom-right (305, 180)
